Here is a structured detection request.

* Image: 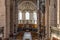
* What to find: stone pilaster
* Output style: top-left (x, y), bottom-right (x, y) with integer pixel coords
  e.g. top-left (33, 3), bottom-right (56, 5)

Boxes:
top-left (57, 0), bottom-right (59, 27)
top-left (0, 0), bottom-right (6, 27)
top-left (13, 0), bottom-right (18, 34)
top-left (57, 0), bottom-right (60, 27)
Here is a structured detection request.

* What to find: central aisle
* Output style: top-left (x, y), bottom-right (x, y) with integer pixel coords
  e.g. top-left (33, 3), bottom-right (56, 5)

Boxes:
top-left (17, 32), bottom-right (38, 40)
top-left (23, 32), bottom-right (32, 40)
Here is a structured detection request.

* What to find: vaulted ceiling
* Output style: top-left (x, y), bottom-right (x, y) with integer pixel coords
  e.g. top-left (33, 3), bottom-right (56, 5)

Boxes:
top-left (17, 0), bottom-right (37, 5)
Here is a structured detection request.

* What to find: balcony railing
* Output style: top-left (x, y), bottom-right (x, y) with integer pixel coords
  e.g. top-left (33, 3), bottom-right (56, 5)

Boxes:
top-left (18, 20), bottom-right (37, 24)
top-left (51, 26), bottom-right (60, 37)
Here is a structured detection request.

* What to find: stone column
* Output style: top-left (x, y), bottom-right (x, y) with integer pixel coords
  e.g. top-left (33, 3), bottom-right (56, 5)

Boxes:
top-left (49, 0), bottom-right (54, 40)
top-left (41, 13), bottom-right (45, 26)
top-left (9, 0), bottom-right (18, 39)
top-left (45, 0), bottom-right (50, 39)
top-left (4, 0), bottom-right (10, 39)
top-left (37, 10), bottom-right (41, 40)
top-left (10, 0), bottom-right (15, 36)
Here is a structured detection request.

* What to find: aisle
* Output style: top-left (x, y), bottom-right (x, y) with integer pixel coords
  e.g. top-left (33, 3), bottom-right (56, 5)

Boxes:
top-left (23, 32), bottom-right (32, 40)
top-left (17, 32), bottom-right (38, 40)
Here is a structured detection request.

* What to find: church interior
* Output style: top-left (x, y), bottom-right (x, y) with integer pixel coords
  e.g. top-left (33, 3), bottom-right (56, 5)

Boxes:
top-left (0, 0), bottom-right (60, 40)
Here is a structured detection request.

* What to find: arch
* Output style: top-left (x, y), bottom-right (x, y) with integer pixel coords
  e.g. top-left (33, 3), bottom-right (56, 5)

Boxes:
top-left (18, 1), bottom-right (38, 11)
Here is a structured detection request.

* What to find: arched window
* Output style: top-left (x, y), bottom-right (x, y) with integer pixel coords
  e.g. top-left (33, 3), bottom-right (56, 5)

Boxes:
top-left (33, 12), bottom-right (37, 24)
top-left (25, 12), bottom-right (30, 20)
top-left (33, 12), bottom-right (37, 20)
top-left (18, 11), bottom-right (22, 20)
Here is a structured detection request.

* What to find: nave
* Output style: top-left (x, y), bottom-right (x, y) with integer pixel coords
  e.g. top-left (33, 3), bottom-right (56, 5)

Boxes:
top-left (0, 0), bottom-right (60, 40)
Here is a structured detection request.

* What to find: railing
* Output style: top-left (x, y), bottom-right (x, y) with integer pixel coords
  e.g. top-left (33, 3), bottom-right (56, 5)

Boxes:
top-left (18, 20), bottom-right (37, 24)
top-left (51, 26), bottom-right (60, 30)
top-left (51, 26), bottom-right (60, 39)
